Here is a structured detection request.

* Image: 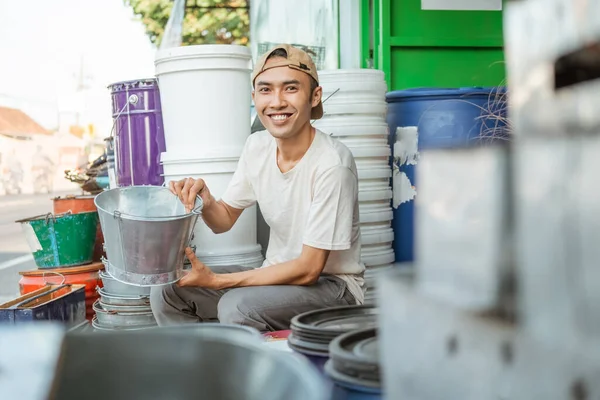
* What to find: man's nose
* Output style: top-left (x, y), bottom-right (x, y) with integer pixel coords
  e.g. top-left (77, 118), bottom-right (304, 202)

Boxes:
top-left (269, 90), bottom-right (287, 108)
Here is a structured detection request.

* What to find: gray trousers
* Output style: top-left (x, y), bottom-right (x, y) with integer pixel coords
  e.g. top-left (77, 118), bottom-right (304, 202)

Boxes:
top-left (150, 265), bottom-right (355, 332)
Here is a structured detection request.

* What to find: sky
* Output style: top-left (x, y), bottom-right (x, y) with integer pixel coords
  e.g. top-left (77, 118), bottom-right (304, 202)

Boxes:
top-left (0, 0), bottom-right (157, 136)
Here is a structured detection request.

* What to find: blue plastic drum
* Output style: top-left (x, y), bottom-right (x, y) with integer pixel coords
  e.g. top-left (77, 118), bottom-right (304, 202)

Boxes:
top-left (386, 87), bottom-right (508, 262)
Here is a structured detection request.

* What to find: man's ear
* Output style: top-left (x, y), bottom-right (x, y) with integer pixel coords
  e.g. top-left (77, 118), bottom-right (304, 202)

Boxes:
top-left (312, 86), bottom-right (322, 108)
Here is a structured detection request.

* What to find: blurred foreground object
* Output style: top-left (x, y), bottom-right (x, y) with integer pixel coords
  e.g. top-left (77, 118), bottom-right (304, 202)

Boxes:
top-left (379, 0), bottom-right (600, 398)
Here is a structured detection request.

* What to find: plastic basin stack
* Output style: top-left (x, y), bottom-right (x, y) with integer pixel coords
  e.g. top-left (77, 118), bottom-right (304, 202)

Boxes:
top-left (154, 45), bottom-right (263, 268)
top-left (313, 70), bottom-right (395, 304)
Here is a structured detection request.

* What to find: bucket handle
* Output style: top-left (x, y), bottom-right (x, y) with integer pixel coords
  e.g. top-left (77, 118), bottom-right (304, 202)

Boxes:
top-left (15, 210), bottom-right (71, 225)
top-left (162, 181), bottom-right (203, 215)
top-left (111, 196), bottom-right (203, 220)
top-left (11, 284), bottom-right (70, 309)
top-left (108, 94), bottom-right (140, 149)
top-left (42, 271), bottom-right (66, 286)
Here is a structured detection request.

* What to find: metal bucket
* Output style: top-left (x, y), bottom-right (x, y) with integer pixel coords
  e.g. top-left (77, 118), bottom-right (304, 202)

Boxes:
top-left (94, 186), bottom-right (202, 286)
top-left (93, 300), bottom-right (156, 327)
top-left (92, 315), bottom-right (157, 332)
top-left (16, 212), bottom-right (99, 269)
top-left (96, 287), bottom-right (150, 307)
top-left (99, 261), bottom-right (151, 296)
top-left (50, 330), bottom-right (329, 400)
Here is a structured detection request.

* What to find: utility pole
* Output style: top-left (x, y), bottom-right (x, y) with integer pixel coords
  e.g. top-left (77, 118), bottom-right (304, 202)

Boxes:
top-left (72, 54), bottom-right (93, 126)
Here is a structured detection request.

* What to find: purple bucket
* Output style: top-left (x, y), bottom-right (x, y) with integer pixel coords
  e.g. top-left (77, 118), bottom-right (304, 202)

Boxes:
top-left (109, 79), bottom-right (166, 187)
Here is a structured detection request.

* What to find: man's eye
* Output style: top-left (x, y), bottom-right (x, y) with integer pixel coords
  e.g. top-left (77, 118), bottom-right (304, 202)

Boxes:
top-left (259, 88), bottom-right (270, 93)
top-left (286, 86), bottom-right (298, 91)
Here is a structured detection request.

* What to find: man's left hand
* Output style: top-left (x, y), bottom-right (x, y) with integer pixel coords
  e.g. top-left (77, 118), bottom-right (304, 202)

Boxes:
top-left (178, 247), bottom-right (220, 289)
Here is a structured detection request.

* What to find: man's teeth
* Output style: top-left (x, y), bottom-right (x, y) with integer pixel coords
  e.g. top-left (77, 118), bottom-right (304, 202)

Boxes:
top-left (271, 114), bottom-right (289, 121)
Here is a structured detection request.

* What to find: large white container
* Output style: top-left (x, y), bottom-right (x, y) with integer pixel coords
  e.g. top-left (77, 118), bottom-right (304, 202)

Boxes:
top-left (161, 153), bottom-right (263, 264)
top-left (154, 45), bottom-right (253, 156)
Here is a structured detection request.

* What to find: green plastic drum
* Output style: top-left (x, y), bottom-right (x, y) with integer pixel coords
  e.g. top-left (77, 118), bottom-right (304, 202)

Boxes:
top-left (17, 211), bottom-right (99, 269)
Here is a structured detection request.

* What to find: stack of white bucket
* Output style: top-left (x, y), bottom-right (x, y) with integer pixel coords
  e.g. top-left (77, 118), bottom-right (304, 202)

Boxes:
top-left (154, 45), bottom-right (264, 268)
top-left (313, 70), bottom-right (395, 304)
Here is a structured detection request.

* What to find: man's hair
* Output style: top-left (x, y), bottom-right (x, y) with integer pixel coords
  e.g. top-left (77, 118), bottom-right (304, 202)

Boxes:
top-left (266, 48), bottom-right (319, 94)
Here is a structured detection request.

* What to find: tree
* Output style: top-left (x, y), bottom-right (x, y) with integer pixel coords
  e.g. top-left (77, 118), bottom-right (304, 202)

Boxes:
top-left (124, 0), bottom-right (249, 47)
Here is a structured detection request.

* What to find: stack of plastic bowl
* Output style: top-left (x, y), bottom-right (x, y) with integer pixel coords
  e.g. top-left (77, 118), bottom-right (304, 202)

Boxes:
top-left (92, 263), bottom-right (156, 332)
top-left (325, 328), bottom-right (382, 399)
top-left (155, 44), bottom-right (264, 269)
top-left (313, 69), bottom-right (395, 303)
top-left (287, 305), bottom-right (378, 373)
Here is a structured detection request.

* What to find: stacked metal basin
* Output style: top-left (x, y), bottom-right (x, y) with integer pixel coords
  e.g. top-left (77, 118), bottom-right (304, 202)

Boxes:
top-left (92, 263), bottom-right (156, 331)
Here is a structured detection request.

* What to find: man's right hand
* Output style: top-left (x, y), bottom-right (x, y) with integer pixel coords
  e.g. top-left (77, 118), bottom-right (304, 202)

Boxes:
top-left (169, 177), bottom-right (213, 213)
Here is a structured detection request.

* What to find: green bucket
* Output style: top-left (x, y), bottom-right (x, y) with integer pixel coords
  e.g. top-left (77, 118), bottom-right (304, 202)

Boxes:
top-left (17, 211), bottom-right (99, 269)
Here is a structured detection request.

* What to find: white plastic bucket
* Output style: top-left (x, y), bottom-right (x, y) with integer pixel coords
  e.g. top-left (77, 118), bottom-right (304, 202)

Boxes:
top-left (337, 136), bottom-right (389, 148)
top-left (201, 248), bottom-right (264, 268)
top-left (322, 102), bottom-right (387, 117)
top-left (357, 167), bottom-right (391, 180)
top-left (361, 225), bottom-right (394, 246)
top-left (346, 145), bottom-right (391, 158)
top-left (154, 45), bottom-right (252, 156)
top-left (359, 205), bottom-right (393, 224)
top-left (355, 158), bottom-right (391, 170)
top-left (359, 179), bottom-right (392, 192)
top-left (314, 115), bottom-right (387, 129)
top-left (321, 83), bottom-right (388, 105)
top-left (161, 155), bottom-right (261, 260)
top-left (316, 124), bottom-right (388, 138)
top-left (358, 188), bottom-right (392, 202)
top-left (359, 201), bottom-right (393, 214)
top-left (361, 245), bottom-right (395, 267)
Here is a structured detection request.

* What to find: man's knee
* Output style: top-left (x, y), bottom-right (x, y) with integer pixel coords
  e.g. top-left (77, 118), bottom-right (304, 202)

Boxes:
top-left (150, 284), bottom-right (175, 313)
top-left (217, 290), bottom-right (259, 326)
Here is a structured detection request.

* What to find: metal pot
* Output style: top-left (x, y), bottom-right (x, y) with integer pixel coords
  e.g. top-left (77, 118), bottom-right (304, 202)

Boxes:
top-left (92, 299), bottom-right (156, 327)
top-left (98, 300), bottom-right (152, 313)
top-left (94, 186), bottom-right (202, 286)
top-left (99, 261), bottom-right (151, 296)
top-left (146, 323), bottom-right (264, 344)
top-left (96, 287), bottom-right (150, 307)
top-left (50, 330), bottom-right (328, 400)
top-left (92, 315), bottom-right (156, 332)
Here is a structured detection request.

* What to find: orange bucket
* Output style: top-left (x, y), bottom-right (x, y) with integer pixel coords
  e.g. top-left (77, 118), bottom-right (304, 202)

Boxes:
top-left (18, 262), bottom-right (104, 321)
top-left (53, 195), bottom-right (105, 262)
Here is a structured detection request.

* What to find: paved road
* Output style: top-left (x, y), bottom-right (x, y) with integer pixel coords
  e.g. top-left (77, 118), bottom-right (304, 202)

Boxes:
top-left (0, 191), bottom-right (71, 302)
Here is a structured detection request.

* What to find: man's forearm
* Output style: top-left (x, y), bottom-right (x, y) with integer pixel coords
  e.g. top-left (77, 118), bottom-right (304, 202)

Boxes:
top-left (213, 259), bottom-right (321, 289)
top-left (201, 197), bottom-right (235, 234)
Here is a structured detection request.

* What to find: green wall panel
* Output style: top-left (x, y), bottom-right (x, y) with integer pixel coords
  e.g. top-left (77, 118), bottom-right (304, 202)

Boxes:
top-left (390, 48), bottom-right (506, 91)
top-left (389, 0), bottom-right (503, 46)
top-left (361, 0), bottom-right (506, 89)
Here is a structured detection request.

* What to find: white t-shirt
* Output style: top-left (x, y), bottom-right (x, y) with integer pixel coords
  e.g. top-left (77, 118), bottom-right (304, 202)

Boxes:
top-left (221, 129), bottom-right (365, 304)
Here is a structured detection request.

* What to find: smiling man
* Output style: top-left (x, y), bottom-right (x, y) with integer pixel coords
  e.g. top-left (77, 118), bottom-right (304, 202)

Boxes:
top-left (150, 44), bottom-right (365, 331)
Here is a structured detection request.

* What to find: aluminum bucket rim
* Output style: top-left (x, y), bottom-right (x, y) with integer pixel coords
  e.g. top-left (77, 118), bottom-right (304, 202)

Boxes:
top-left (94, 185), bottom-right (203, 222)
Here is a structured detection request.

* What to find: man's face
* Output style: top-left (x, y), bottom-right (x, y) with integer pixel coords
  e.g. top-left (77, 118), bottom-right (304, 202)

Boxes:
top-left (252, 59), bottom-right (321, 140)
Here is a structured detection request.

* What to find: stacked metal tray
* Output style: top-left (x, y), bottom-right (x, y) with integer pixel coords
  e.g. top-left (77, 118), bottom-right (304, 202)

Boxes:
top-left (92, 261), bottom-right (156, 331)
